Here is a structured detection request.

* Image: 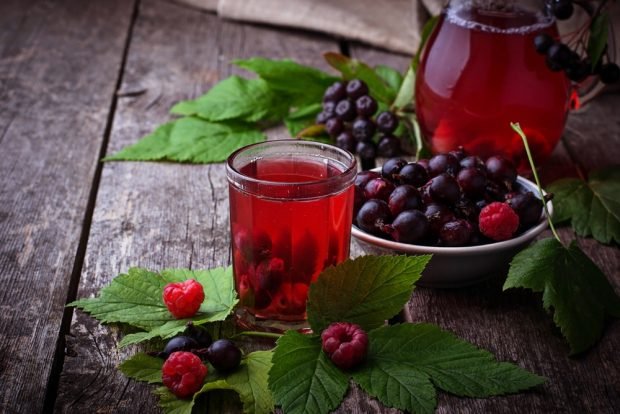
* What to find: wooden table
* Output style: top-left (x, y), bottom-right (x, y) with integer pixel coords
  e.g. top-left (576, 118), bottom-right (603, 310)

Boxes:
top-left (1, 0), bottom-right (618, 413)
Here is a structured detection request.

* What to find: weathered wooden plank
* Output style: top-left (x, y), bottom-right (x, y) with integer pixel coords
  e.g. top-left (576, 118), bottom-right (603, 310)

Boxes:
top-left (0, 0), bottom-right (136, 412)
top-left (55, 1), bottom-right (344, 412)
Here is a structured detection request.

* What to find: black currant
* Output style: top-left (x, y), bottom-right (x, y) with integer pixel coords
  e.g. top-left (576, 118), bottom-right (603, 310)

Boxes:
top-left (355, 95), bottom-right (378, 117)
top-left (534, 33), bottom-right (554, 54)
top-left (388, 185), bottom-right (422, 216)
top-left (346, 79), bottom-right (369, 100)
top-left (162, 336), bottom-right (199, 358)
top-left (352, 117), bottom-right (376, 142)
top-left (315, 111), bottom-right (331, 124)
top-left (566, 59), bottom-right (590, 82)
top-left (376, 111), bottom-right (399, 134)
top-left (424, 203), bottom-right (456, 235)
top-left (377, 135), bottom-right (401, 158)
top-left (460, 155), bottom-right (486, 172)
top-left (429, 173), bottom-right (461, 205)
top-left (457, 167), bottom-right (487, 198)
top-left (356, 199), bottom-right (391, 236)
top-left (381, 210), bottom-right (429, 243)
top-left (356, 141), bottom-right (377, 161)
top-left (506, 191), bottom-right (543, 228)
top-left (381, 158), bottom-right (407, 181)
top-left (397, 162), bottom-right (428, 187)
top-left (323, 81), bottom-right (348, 102)
top-left (207, 339), bottom-right (242, 372)
top-left (355, 170), bottom-right (381, 189)
top-left (547, 42), bottom-right (572, 70)
top-left (551, 0), bottom-right (574, 20)
top-left (325, 117), bottom-right (344, 138)
top-left (336, 131), bottom-right (356, 153)
top-left (439, 219), bottom-right (473, 247)
top-left (600, 62), bottom-right (620, 84)
top-left (335, 99), bottom-right (356, 122)
top-left (364, 177), bottom-right (395, 201)
top-left (428, 153), bottom-right (460, 177)
top-left (185, 323), bottom-right (213, 348)
top-left (486, 156), bottom-right (517, 188)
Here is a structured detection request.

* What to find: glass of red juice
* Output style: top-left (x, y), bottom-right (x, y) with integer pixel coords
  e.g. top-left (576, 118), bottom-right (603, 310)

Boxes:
top-left (226, 140), bottom-right (357, 331)
top-left (415, 0), bottom-right (571, 171)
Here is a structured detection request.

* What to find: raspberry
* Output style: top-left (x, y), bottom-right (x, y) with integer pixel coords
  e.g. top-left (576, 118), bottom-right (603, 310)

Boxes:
top-left (163, 279), bottom-right (205, 319)
top-left (321, 322), bottom-right (368, 370)
top-left (162, 351), bottom-right (207, 398)
top-left (478, 202), bottom-right (520, 241)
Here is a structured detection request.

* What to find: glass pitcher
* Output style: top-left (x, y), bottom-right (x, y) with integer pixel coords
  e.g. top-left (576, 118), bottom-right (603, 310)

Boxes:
top-left (415, 0), bottom-right (571, 171)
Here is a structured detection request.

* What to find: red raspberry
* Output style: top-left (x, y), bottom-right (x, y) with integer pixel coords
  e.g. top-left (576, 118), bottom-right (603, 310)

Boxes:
top-left (478, 202), bottom-right (520, 241)
top-left (162, 351), bottom-right (207, 398)
top-left (321, 322), bottom-right (368, 370)
top-left (163, 279), bottom-right (205, 319)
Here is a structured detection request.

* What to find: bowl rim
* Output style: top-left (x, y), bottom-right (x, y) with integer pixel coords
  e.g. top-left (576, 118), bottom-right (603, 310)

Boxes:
top-left (351, 175), bottom-right (553, 255)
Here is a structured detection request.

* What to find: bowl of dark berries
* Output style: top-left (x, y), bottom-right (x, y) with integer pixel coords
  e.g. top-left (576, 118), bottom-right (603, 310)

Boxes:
top-left (351, 151), bottom-right (553, 288)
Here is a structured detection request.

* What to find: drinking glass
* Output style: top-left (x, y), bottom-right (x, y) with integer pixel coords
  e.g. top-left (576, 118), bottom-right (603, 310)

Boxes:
top-left (415, 0), bottom-right (571, 171)
top-left (226, 140), bottom-right (357, 331)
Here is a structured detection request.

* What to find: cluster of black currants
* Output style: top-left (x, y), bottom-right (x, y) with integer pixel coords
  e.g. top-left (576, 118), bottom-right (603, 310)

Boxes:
top-left (535, 0), bottom-right (620, 84)
top-left (316, 79), bottom-right (403, 170)
top-left (354, 149), bottom-right (544, 247)
top-left (153, 322), bottom-right (242, 373)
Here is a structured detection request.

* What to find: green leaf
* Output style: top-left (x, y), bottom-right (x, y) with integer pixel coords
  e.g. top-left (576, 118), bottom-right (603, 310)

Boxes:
top-left (306, 255), bottom-right (430, 333)
top-left (269, 331), bottom-right (349, 414)
top-left (353, 324), bottom-right (544, 414)
top-left (70, 267), bottom-right (238, 345)
top-left (284, 103), bottom-right (322, 137)
top-left (392, 64), bottom-right (415, 112)
top-left (155, 386), bottom-right (194, 414)
top-left (234, 57), bottom-right (337, 105)
top-left (170, 76), bottom-right (288, 122)
top-left (225, 351), bottom-right (274, 414)
top-left (323, 52), bottom-right (396, 104)
top-left (119, 353), bottom-right (164, 384)
top-left (588, 12), bottom-right (609, 70)
top-left (547, 167), bottom-right (620, 244)
top-left (504, 238), bottom-right (620, 354)
top-left (374, 65), bottom-right (403, 94)
top-left (104, 117), bottom-right (265, 164)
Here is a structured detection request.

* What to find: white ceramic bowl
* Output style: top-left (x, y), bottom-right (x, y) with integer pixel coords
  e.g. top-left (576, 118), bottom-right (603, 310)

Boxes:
top-left (351, 175), bottom-right (553, 288)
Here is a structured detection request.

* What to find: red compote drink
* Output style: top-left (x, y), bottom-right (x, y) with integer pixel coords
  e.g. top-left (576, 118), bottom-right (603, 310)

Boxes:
top-left (415, 1), bottom-right (571, 171)
top-left (227, 140), bottom-right (356, 331)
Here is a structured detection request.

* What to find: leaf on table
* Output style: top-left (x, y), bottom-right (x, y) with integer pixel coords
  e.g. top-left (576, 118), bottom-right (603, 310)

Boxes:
top-left (547, 167), bottom-right (620, 244)
top-left (70, 266), bottom-right (238, 345)
top-left (104, 117), bottom-right (265, 164)
top-left (224, 351), bottom-right (274, 414)
top-left (155, 386), bottom-right (195, 414)
top-left (170, 76), bottom-right (289, 122)
top-left (234, 57), bottom-right (338, 106)
top-left (352, 324), bottom-right (544, 414)
top-left (306, 255), bottom-right (430, 333)
top-left (323, 52), bottom-right (396, 104)
top-left (268, 331), bottom-right (349, 414)
top-left (374, 64), bottom-right (403, 94)
top-left (504, 238), bottom-right (620, 354)
top-left (119, 353), bottom-right (164, 384)
top-left (587, 12), bottom-right (609, 70)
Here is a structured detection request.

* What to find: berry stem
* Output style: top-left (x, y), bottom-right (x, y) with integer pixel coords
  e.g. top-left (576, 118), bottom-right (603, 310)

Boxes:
top-left (510, 122), bottom-right (563, 245)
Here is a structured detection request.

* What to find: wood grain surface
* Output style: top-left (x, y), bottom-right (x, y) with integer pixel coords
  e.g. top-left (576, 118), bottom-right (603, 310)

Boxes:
top-left (0, 0), bottom-right (136, 412)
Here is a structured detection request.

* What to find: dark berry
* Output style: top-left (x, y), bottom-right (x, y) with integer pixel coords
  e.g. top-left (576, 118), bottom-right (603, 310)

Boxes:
top-left (376, 111), bottom-right (399, 134)
top-left (336, 131), bottom-right (356, 153)
top-left (355, 170), bottom-right (381, 189)
top-left (321, 322), bottom-right (368, 370)
top-left (566, 59), bottom-right (590, 82)
top-left (486, 156), bottom-right (517, 188)
top-left (460, 155), bottom-right (486, 172)
top-left (162, 352), bottom-right (207, 398)
top-left (335, 99), bottom-right (356, 122)
top-left (454, 197), bottom-right (479, 222)
top-left (185, 323), bottom-right (213, 348)
top-left (207, 339), bottom-right (242, 373)
top-left (439, 219), bottom-right (473, 246)
top-left (506, 191), bottom-right (543, 229)
top-left (162, 336), bottom-right (199, 359)
top-left (356, 199), bottom-right (391, 236)
top-left (381, 210), bottom-right (429, 243)
top-left (417, 158), bottom-right (430, 171)
top-left (377, 135), bottom-right (401, 158)
top-left (322, 100), bottom-right (336, 115)
top-left (381, 158), bottom-right (407, 181)
top-left (352, 117), bottom-right (376, 142)
top-left (428, 153), bottom-right (460, 177)
top-left (547, 42), bottom-right (572, 70)
top-left (325, 117), bottom-right (344, 138)
top-left (316, 111), bottom-right (331, 124)
top-left (233, 227), bottom-right (272, 262)
top-left (424, 203), bottom-right (456, 235)
top-left (346, 79), bottom-right (369, 100)
top-left (254, 257), bottom-right (285, 293)
top-left (355, 95), bottom-right (378, 117)
top-left (449, 147), bottom-right (467, 161)
top-left (162, 279), bottom-right (205, 319)
top-left (364, 177), bottom-right (395, 201)
top-left (356, 141), bottom-right (377, 162)
top-left (388, 185), bottom-right (422, 216)
top-left (551, 0), bottom-right (574, 20)
top-left (323, 81), bottom-right (348, 102)
top-left (600, 63), bottom-right (620, 84)
top-left (429, 173), bottom-right (461, 204)
top-left (534, 33), bottom-right (554, 54)
top-left (457, 167), bottom-right (487, 198)
top-left (397, 163), bottom-right (428, 187)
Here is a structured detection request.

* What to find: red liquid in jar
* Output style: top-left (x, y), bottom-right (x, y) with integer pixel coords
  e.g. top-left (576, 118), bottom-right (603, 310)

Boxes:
top-left (229, 158), bottom-right (354, 322)
top-left (415, 6), bottom-right (571, 170)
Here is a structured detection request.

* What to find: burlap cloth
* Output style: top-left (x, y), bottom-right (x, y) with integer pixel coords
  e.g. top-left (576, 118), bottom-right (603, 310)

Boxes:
top-left (175, 0), bottom-right (619, 59)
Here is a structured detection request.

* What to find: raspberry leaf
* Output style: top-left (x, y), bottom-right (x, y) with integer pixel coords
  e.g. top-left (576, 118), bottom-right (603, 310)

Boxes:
top-left (170, 76), bottom-right (290, 122)
top-left (119, 353), bottom-right (164, 384)
top-left (306, 255), bottom-right (430, 332)
top-left (504, 238), bottom-right (620, 354)
top-left (233, 57), bottom-right (337, 106)
top-left (223, 351), bottom-right (274, 414)
top-left (374, 65), bottom-right (403, 95)
top-left (587, 12), bottom-right (609, 70)
top-left (104, 117), bottom-right (265, 164)
top-left (323, 52), bottom-right (396, 104)
top-left (547, 167), bottom-right (620, 244)
top-left (269, 330), bottom-right (349, 414)
top-left (352, 324), bottom-right (544, 413)
top-left (70, 267), bottom-right (238, 346)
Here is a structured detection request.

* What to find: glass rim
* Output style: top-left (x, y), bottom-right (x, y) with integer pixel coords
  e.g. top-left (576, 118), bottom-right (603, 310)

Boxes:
top-left (226, 139), bottom-right (357, 190)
